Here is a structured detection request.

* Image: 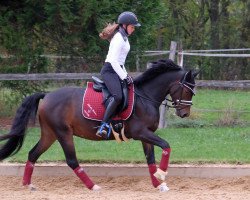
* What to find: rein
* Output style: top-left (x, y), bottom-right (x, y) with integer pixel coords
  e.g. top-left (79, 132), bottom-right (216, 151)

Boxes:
top-left (134, 89), bottom-right (163, 106)
top-left (134, 79), bottom-right (195, 110)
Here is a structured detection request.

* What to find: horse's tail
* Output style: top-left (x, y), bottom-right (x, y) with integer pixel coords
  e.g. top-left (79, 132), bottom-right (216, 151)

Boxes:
top-left (0, 92), bottom-right (46, 161)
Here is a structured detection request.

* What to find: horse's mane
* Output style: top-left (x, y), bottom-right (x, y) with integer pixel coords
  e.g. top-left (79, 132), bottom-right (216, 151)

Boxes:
top-left (133, 59), bottom-right (182, 85)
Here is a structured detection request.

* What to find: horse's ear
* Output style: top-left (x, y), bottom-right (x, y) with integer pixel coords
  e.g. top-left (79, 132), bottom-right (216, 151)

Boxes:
top-left (185, 70), bottom-right (192, 82)
top-left (193, 69), bottom-right (201, 78)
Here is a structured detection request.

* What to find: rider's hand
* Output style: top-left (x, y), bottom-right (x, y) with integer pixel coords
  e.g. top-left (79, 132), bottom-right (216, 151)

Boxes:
top-left (126, 75), bottom-right (133, 85)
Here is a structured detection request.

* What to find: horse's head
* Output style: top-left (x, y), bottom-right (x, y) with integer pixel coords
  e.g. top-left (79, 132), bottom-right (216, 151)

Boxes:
top-left (168, 70), bottom-right (198, 118)
top-left (134, 59), bottom-right (199, 118)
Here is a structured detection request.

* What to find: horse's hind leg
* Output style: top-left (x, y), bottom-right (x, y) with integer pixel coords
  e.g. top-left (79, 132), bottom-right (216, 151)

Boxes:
top-left (23, 129), bottom-right (56, 187)
top-left (55, 127), bottom-right (100, 191)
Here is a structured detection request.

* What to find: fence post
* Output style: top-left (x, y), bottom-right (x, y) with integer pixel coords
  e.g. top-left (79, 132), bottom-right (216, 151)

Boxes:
top-left (177, 41), bottom-right (183, 67)
top-left (158, 41), bottom-right (177, 129)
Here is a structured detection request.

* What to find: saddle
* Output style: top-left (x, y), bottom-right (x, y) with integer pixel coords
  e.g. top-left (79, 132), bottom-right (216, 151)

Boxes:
top-left (82, 77), bottom-right (135, 141)
top-left (92, 76), bottom-right (128, 111)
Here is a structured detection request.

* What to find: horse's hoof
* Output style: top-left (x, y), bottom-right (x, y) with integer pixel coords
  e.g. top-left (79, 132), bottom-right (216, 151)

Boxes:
top-left (157, 182), bottom-right (169, 192)
top-left (91, 184), bottom-right (101, 191)
top-left (24, 184), bottom-right (36, 191)
top-left (153, 168), bottom-right (168, 181)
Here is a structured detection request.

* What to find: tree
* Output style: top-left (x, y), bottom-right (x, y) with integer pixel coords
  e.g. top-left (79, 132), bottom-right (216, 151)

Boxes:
top-left (0, 0), bottom-right (249, 80)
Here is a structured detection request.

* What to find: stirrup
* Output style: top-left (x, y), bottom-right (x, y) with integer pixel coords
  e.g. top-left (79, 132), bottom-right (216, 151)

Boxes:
top-left (96, 122), bottom-right (111, 138)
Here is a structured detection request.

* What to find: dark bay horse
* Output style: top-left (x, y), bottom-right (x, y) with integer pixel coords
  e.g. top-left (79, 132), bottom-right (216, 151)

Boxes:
top-left (0, 59), bottom-right (197, 192)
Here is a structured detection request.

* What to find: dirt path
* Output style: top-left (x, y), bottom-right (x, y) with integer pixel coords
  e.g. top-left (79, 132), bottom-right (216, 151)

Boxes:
top-left (0, 176), bottom-right (249, 200)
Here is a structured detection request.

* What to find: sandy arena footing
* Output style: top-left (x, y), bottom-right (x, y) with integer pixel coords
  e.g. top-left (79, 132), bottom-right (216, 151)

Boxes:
top-left (0, 163), bottom-right (249, 200)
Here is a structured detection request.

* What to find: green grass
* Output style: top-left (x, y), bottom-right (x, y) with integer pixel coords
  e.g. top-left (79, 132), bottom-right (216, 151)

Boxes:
top-left (157, 127), bottom-right (250, 164)
top-left (1, 126), bottom-right (249, 164)
top-left (0, 88), bottom-right (250, 164)
top-left (167, 89), bottom-right (250, 127)
top-left (192, 89), bottom-right (250, 122)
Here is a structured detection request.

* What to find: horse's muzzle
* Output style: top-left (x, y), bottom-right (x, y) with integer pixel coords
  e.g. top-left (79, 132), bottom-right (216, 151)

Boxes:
top-left (176, 109), bottom-right (190, 118)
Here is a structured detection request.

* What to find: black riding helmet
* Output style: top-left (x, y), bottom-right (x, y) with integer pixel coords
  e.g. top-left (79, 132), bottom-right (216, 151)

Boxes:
top-left (117, 11), bottom-right (141, 27)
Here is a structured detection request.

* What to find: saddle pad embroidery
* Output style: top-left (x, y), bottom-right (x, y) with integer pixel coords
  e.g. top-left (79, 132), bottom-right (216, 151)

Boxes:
top-left (82, 82), bottom-right (134, 121)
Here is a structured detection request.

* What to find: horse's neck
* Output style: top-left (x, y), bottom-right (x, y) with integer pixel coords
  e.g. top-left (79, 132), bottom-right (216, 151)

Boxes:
top-left (139, 72), bottom-right (179, 104)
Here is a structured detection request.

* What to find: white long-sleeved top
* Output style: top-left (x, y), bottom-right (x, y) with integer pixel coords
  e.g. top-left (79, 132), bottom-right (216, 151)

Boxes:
top-left (105, 31), bottom-right (130, 80)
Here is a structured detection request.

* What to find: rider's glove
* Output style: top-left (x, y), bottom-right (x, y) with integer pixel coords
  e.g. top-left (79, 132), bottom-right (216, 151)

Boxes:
top-left (126, 75), bottom-right (133, 85)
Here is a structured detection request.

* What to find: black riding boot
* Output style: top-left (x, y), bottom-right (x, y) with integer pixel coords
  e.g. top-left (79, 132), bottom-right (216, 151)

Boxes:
top-left (97, 97), bottom-right (119, 137)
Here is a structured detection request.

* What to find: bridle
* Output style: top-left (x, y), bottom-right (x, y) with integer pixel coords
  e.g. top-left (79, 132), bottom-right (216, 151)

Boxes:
top-left (165, 80), bottom-right (195, 110)
top-left (134, 72), bottom-right (196, 110)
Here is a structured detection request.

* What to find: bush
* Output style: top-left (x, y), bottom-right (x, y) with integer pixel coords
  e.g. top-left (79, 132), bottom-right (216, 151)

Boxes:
top-left (0, 88), bottom-right (21, 117)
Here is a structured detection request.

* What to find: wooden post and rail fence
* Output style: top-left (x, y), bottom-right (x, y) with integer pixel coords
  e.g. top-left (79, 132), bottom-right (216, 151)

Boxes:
top-left (0, 41), bottom-right (249, 128)
top-left (0, 71), bottom-right (249, 130)
top-left (0, 73), bottom-right (249, 89)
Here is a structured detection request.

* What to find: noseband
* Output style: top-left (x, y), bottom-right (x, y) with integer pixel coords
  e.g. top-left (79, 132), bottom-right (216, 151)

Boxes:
top-left (165, 80), bottom-right (195, 109)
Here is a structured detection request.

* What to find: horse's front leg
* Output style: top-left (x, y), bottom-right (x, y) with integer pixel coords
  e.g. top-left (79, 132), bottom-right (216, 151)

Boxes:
top-left (141, 142), bottom-right (161, 187)
top-left (135, 129), bottom-right (171, 183)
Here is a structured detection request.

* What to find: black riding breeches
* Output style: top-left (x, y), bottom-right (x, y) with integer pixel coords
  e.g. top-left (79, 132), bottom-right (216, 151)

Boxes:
top-left (101, 62), bottom-right (123, 104)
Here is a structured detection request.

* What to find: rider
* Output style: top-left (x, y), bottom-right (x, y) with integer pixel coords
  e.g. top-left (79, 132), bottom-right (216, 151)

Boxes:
top-left (97, 11), bottom-right (141, 137)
